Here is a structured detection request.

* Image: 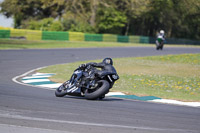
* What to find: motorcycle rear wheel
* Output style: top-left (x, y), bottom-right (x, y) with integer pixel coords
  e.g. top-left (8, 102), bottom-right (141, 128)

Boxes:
top-left (84, 80), bottom-right (110, 100)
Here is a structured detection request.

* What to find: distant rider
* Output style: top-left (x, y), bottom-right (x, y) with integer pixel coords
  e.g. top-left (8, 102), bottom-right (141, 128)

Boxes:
top-left (157, 30), bottom-right (165, 42)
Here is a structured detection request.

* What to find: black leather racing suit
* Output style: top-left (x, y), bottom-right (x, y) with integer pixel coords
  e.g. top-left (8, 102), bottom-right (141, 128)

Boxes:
top-left (86, 62), bottom-right (117, 77)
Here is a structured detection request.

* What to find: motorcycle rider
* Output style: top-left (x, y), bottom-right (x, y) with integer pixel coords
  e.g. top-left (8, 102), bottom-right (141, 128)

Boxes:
top-left (79, 57), bottom-right (117, 78)
top-left (156, 30), bottom-right (165, 42)
top-left (64, 58), bottom-right (116, 95)
top-left (79, 57), bottom-right (117, 99)
top-left (156, 30), bottom-right (165, 50)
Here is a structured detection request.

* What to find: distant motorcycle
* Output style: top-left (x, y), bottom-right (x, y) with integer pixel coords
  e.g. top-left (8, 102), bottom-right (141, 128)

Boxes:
top-left (55, 64), bottom-right (119, 100)
top-left (155, 35), bottom-right (164, 50)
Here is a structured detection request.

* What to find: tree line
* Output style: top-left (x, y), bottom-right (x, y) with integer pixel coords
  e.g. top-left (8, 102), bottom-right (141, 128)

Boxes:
top-left (0, 0), bottom-right (199, 40)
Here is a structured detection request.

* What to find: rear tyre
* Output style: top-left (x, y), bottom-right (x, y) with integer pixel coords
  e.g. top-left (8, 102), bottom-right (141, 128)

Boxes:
top-left (85, 80), bottom-right (110, 100)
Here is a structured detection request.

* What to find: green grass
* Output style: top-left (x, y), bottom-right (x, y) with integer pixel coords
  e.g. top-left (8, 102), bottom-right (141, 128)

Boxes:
top-left (0, 39), bottom-right (151, 49)
top-left (38, 53), bottom-right (200, 102)
top-left (1, 39), bottom-right (200, 49)
top-left (2, 39), bottom-right (199, 101)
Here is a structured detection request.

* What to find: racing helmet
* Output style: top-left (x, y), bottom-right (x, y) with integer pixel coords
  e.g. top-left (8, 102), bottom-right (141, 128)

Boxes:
top-left (160, 30), bottom-right (165, 34)
top-left (103, 58), bottom-right (113, 65)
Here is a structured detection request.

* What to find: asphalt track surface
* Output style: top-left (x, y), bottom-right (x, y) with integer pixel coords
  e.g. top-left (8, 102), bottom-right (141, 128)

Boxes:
top-left (0, 46), bottom-right (200, 133)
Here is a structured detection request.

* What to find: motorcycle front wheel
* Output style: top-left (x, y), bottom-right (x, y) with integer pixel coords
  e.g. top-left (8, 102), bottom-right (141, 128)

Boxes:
top-left (84, 80), bottom-right (110, 100)
top-left (55, 83), bottom-right (68, 97)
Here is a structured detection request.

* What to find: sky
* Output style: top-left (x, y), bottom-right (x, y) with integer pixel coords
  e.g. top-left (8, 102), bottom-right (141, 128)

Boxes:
top-left (0, 0), bottom-right (13, 27)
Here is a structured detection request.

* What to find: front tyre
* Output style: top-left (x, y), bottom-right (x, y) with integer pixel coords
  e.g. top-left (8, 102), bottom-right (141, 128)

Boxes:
top-left (85, 80), bottom-right (110, 100)
top-left (160, 43), bottom-right (164, 50)
top-left (55, 84), bottom-right (67, 97)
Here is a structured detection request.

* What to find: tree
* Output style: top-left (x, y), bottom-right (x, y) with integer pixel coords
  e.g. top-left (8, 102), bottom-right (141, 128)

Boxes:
top-left (0, 0), bottom-right (66, 28)
top-left (142, 0), bottom-right (176, 36)
top-left (113, 0), bottom-right (150, 35)
top-left (97, 7), bottom-right (127, 34)
top-left (170, 0), bottom-right (200, 39)
top-left (0, 0), bottom-right (199, 39)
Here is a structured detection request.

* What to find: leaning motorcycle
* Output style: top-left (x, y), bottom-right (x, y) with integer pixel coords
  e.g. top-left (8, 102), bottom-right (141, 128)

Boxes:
top-left (55, 65), bottom-right (119, 100)
top-left (155, 36), bottom-right (164, 50)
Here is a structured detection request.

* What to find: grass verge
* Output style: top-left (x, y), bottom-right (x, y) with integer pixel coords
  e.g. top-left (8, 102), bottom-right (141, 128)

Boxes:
top-left (38, 53), bottom-right (200, 102)
top-left (1, 39), bottom-right (199, 49)
top-left (0, 39), bottom-right (151, 49)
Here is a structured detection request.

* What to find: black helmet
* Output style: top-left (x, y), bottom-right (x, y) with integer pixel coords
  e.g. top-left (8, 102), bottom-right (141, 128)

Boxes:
top-left (103, 58), bottom-right (113, 65)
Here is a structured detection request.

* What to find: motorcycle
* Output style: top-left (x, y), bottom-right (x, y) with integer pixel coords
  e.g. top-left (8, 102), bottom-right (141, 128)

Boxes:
top-left (55, 64), bottom-right (119, 100)
top-left (155, 36), bottom-right (164, 50)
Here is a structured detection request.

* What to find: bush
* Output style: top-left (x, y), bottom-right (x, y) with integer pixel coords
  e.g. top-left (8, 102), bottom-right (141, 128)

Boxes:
top-left (49, 21), bottom-right (64, 31)
top-left (25, 18), bottom-right (64, 31)
top-left (62, 18), bottom-right (95, 33)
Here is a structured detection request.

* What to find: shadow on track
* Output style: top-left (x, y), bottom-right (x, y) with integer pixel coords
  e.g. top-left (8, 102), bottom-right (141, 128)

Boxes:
top-left (58, 95), bottom-right (124, 101)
